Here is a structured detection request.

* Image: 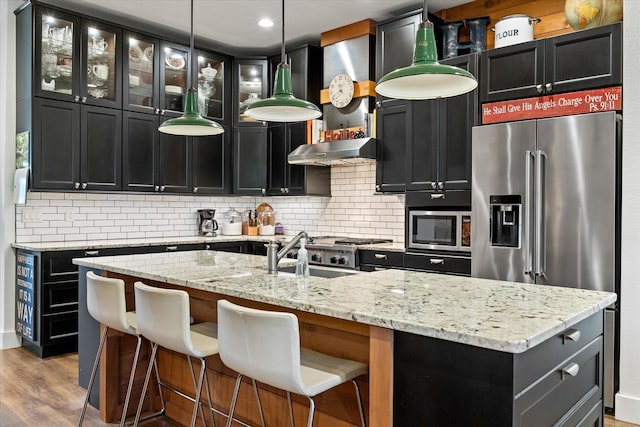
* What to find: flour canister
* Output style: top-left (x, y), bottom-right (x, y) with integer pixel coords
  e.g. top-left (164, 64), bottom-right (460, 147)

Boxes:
top-left (493, 14), bottom-right (541, 48)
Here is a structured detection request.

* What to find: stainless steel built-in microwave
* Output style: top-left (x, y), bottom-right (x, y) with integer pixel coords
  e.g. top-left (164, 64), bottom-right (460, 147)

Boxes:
top-left (408, 210), bottom-right (471, 252)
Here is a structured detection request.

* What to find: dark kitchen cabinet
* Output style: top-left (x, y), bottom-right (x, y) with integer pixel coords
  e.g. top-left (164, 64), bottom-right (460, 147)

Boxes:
top-left (32, 98), bottom-right (121, 191)
top-left (266, 122), bottom-right (331, 196)
top-left (33, 6), bottom-right (123, 109)
top-left (406, 54), bottom-right (478, 192)
top-left (18, 247), bottom-right (132, 359)
top-left (375, 99), bottom-right (410, 193)
top-left (394, 311), bottom-right (604, 425)
top-left (268, 45), bottom-right (322, 107)
top-left (123, 32), bottom-right (160, 114)
top-left (234, 58), bottom-right (269, 125)
top-left (193, 48), bottom-right (231, 124)
top-left (234, 126), bottom-right (268, 195)
top-left (123, 112), bottom-right (231, 194)
top-left (192, 126), bottom-right (232, 195)
top-left (480, 23), bottom-right (622, 103)
top-left (376, 11), bottom-right (422, 82)
top-left (376, 54), bottom-right (477, 194)
top-left (160, 41), bottom-right (191, 115)
top-left (359, 249), bottom-right (404, 272)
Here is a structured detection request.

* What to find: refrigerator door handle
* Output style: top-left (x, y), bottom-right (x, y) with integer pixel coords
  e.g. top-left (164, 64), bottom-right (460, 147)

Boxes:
top-left (535, 150), bottom-right (547, 277)
top-left (525, 150), bottom-right (535, 276)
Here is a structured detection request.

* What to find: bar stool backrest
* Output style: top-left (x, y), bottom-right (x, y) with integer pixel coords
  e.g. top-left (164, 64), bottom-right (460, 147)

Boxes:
top-left (86, 271), bottom-right (135, 335)
top-left (217, 299), bottom-right (307, 395)
top-left (134, 282), bottom-right (194, 356)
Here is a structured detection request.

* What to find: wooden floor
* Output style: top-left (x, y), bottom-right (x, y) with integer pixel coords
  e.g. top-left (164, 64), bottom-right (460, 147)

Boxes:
top-left (0, 346), bottom-right (637, 427)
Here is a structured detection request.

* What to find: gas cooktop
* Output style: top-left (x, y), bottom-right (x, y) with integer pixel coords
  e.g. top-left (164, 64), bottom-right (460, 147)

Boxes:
top-left (298, 236), bottom-right (394, 269)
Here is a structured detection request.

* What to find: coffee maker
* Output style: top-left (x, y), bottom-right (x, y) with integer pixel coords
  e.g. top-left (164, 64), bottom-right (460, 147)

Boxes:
top-left (197, 209), bottom-right (218, 236)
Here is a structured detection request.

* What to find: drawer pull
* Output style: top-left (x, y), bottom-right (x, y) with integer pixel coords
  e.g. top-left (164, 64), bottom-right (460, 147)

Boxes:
top-left (166, 246), bottom-right (178, 251)
top-left (430, 193), bottom-right (445, 199)
top-left (84, 250), bottom-right (99, 256)
top-left (374, 254), bottom-right (388, 260)
top-left (561, 362), bottom-right (580, 379)
top-left (430, 258), bottom-right (445, 265)
top-left (563, 329), bottom-right (581, 343)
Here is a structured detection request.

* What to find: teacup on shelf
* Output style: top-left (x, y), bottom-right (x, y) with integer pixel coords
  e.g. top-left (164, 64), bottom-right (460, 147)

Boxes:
top-left (41, 78), bottom-right (56, 91)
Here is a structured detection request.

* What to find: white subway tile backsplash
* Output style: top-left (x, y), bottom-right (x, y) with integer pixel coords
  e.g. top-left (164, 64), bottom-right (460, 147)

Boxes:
top-left (16, 164), bottom-right (405, 244)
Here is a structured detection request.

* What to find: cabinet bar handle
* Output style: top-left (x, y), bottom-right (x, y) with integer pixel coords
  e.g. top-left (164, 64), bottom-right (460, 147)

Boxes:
top-left (374, 254), bottom-right (388, 259)
top-left (563, 329), bottom-right (581, 343)
top-left (84, 250), bottom-right (99, 256)
top-left (561, 362), bottom-right (580, 379)
top-left (166, 246), bottom-right (178, 251)
top-left (430, 258), bottom-right (445, 265)
top-left (431, 193), bottom-right (445, 199)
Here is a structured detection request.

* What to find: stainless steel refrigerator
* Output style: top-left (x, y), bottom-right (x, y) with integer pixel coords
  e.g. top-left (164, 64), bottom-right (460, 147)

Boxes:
top-left (471, 111), bottom-right (620, 410)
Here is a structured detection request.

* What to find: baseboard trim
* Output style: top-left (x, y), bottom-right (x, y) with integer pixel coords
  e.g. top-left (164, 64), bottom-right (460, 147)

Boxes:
top-left (614, 392), bottom-right (640, 424)
top-left (0, 330), bottom-right (21, 350)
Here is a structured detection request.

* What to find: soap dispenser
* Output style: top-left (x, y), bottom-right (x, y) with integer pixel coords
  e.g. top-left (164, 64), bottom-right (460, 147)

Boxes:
top-left (295, 238), bottom-right (310, 279)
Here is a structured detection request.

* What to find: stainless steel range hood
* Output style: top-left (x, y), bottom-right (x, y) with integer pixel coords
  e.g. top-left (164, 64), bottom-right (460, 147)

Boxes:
top-left (287, 138), bottom-right (376, 166)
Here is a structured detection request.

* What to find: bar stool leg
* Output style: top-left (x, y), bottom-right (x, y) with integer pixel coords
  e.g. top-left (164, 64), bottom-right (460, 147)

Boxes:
top-left (119, 335), bottom-right (142, 427)
top-left (202, 362), bottom-right (217, 427)
top-left (306, 397), bottom-right (316, 427)
top-left (252, 379), bottom-right (266, 427)
top-left (187, 356), bottom-right (209, 426)
top-left (78, 326), bottom-right (108, 426)
top-left (225, 373), bottom-right (244, 427)
top-left (287, 392), bottom-right (295, 427)
top-left (352, 379), bottom-right (367, 427)
top-left (190, 357), bottom-right (207, 427)
top-left (134, 342), bottom-right (158, 426)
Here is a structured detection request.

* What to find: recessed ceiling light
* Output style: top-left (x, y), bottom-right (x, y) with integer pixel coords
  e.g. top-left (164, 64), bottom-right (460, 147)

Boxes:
top-left (258, 18), bottom-right (274, 28)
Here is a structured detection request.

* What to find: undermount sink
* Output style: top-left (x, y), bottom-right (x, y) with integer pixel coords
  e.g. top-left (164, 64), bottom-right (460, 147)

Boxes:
top-left (277, 265), bottom-right (361, 279)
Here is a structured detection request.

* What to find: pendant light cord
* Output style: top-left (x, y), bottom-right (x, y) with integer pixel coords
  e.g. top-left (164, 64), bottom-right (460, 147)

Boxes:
top-left (280, 0), bottom-right (285, 64)
top-left (189, 0), bottom-right (194, 88)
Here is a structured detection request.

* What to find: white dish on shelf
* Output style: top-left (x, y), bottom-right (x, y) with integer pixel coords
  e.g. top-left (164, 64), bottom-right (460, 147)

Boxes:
top-left (165, 55), bottom-right (186, 70)
top-left (165, 85), bottom-right (182, 95)
top-left (129, 45), bottom-right (143, 62)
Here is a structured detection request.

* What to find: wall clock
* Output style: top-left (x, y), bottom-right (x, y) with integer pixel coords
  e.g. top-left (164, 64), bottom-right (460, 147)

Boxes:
top-left (328, 73), bottom-right (355, 108)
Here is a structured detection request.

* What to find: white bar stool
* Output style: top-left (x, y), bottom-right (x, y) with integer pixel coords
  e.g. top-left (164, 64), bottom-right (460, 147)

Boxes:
top-left (133, 281), bottom-right (220, 427)
top-left (217, 299), bottom-right (368, 427)
top-left (79, 271), bottom-right (165, 427)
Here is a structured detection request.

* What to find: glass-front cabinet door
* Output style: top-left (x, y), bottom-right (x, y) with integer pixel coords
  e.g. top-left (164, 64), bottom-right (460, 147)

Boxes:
top-left (82, 21), bottom-right (121, 108)
top-left (234, 59), bottom-right (268, 124)
top-left (35, 8), bottom-right (80, 101)
top-left (160, 42), bottom-right (190, 114)
top-left (194, 50), bottom-right (226, 122)
top-left (124, 33), bottom-right (159, 114)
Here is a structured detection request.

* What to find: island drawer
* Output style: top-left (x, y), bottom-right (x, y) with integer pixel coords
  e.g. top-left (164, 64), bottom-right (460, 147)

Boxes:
top-left (514, 335), bottom-right (603, 427)
top-left (41, 311), bottom-right (78, 346)
top-left (359, 250), bottom-right (404, 268)
top-left (515, 311), bottom-right (603, 392)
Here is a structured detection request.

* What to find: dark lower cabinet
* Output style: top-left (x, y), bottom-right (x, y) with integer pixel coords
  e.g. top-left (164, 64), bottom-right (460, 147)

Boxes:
top-left (403, 252), bottom-right (471, 276)
top-left (481, 23), bottom-right (622, 103)
top-left (394, 311), bottom-right (604, 426)
top-left (358, 249), bottom-right (404, 271)
top-left (234, 126), bottom-right (268, 195)
top-left (32, 98), bottom-right (122, 191)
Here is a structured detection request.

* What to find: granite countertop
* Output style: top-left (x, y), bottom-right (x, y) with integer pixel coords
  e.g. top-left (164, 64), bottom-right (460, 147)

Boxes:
top-left (12, 236), bottom-right (405, 253)
top-left (73, 250), bottom-right (615, 354)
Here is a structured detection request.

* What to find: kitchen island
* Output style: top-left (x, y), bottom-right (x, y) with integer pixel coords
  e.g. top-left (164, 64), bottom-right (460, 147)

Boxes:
top-left (73, 250), bottom-right (616, 427)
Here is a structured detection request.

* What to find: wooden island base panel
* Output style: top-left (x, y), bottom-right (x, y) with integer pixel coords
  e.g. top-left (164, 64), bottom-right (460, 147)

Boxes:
top-left (100, 272), bottom-right (393, 427)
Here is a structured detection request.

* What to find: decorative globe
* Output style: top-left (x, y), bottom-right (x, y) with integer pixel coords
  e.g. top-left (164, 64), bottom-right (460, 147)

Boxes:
top-left (565, 0), bottom-right (623, 30)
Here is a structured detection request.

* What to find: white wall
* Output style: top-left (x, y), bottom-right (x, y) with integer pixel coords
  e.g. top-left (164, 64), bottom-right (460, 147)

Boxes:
top-left (615, 1), bottom-right (640, 423)
top-left (0, 0), bottom-right (22, 350)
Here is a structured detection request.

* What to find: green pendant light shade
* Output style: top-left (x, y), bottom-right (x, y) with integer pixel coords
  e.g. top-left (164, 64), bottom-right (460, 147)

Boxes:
top-left (244, 0), bottom-right (322, 122)
top-left (245, 63), bottom-right (322, 122)
top-left (158, 0), bottom-right (224, 136)
top-left (375, 18), bottom-right (477, 100)
top-left (158, 88), bottom-right (224, 135)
